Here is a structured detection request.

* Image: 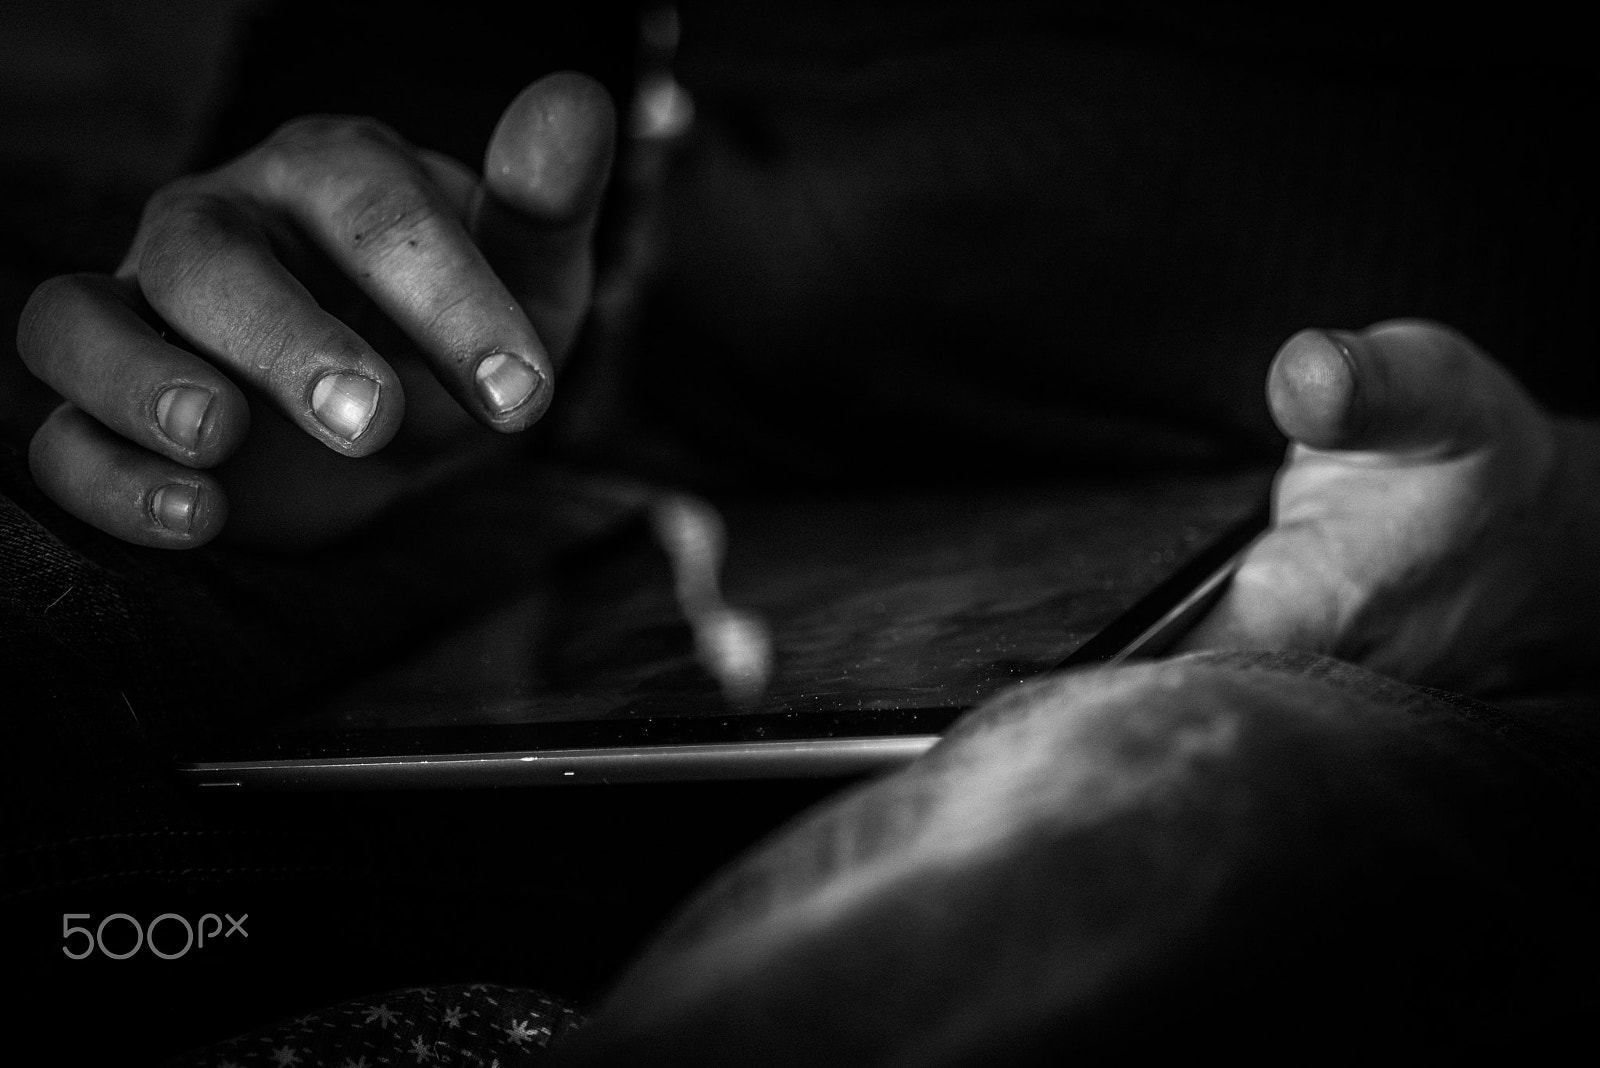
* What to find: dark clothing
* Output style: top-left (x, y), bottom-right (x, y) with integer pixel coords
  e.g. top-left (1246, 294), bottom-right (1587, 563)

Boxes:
top-left (1, 1), bottom-right (1596, 1062)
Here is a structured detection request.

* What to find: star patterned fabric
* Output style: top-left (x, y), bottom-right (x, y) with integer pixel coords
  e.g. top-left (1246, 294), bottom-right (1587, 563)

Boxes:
top-left (168, 984), bottom-right (584, 1067)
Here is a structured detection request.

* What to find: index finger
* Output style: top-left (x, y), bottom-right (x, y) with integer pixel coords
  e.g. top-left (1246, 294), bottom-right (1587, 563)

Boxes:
top-left (237, 117), bottom-right (553, 430)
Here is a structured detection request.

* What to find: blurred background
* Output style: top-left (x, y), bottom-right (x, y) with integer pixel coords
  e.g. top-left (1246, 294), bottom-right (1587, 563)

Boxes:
top-left (1, 4), bottom-right (1595, 1059)
top-left (0, 1), bottom-right (247, 441)
top-left (5, 1), bottom-right (1594, 489)
top-left (0, 0), bottom-right (641, 446)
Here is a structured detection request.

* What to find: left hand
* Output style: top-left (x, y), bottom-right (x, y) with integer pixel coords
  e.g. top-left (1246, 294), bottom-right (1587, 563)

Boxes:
top-left (16, 72), bottom-right (616, 549)
top-left (1179, 320), bottom-right (1600, 699)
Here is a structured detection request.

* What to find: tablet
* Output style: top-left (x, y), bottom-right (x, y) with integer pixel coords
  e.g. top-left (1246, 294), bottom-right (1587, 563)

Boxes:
top-left (172, 469), bottom-right (1271, 790)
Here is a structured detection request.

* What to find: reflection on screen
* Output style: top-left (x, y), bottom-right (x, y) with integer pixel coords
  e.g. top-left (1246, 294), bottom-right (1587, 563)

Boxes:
top-left (296, 470), bottom-right (1272, 731)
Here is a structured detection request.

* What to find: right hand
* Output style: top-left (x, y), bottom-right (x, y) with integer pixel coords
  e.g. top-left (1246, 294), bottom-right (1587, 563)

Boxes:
top-left (1178, 321), bottom-right (1600, 699)
top-left (16, 71), bottom-right (615, 549)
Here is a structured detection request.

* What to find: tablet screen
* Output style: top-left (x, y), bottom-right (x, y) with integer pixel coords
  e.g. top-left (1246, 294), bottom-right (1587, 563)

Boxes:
top-left (174, 467), bottom-right (1271, 776)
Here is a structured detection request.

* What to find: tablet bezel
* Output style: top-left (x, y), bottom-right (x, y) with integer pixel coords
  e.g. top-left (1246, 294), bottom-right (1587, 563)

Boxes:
top-left (172, 498), bottom-right (1266, 790)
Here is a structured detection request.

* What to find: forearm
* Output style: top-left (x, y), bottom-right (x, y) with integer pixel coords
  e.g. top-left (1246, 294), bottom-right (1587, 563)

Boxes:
top-left (560, 652), bottom-right (1600, 1063)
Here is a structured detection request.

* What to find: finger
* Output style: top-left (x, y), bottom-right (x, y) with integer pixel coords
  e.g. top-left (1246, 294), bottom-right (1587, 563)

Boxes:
top-left (240, 117), bottom-right (553, 430)
top-left (130, 182), bottom-right (404, 456)
top-left (29, 403), bottom-right (227, 548)
top-left (477, 70), bottom-right (617, 362)
top-left (1181, 320), bottom-right (1555, 657)
top-left (18, 273), bottom-right (251, 467)
top-left (1266, 320), bottom-right (1541, 457)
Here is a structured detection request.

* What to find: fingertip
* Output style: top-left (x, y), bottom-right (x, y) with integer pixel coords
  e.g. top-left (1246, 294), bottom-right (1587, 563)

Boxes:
top-left (148, 478), bottom-right (228, 548)
top-left (305, 364), bottom-right (406, 457)
top-left (200, 381), bottom-right (253, 464)
top-left (1272, 320), bottom-right (1529, 456)
top-left (157, 379), bottom-right (253, 468)
top-left (485, 71), bottom-right (618, 223)
top-left (30, 404), bottom-right (229, 549)
top-left (1267, 329), bottom-right (1363, 449)
top-left (472, 349), bottom-right (552, 431)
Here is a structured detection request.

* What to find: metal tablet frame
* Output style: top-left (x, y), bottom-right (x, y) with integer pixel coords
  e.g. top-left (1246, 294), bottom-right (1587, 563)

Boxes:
top-left (176, 504), bottom-right (1265, 790)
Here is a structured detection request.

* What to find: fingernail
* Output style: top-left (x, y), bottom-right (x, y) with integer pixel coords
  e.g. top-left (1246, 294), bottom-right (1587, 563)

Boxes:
top-left (312, 372), bottom-right (380, 442)
top-left (1322, 329), bottom-right (1362, 368)
top-left (474, 352), bottom-right (543, 416)
top-left (155, 385), bottom-right (213, 451)
top-left (151, 483), bottom-right (197, 533)
top-left (1313, 329), bottom-right (1363, 427)
top-left (1269, 329), bottom-right (1362, 449)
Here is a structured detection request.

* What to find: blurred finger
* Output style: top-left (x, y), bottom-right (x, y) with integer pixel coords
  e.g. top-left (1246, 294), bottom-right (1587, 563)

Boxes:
top-left (477, 71), bottom-right (617, 361)
top-left (29, 403), bottom-right (226, 548)
top-left (1182, 320), bottom-right (1555, 658)
top-left (18, 273), bottom-right (250, 466)
top-left (1266, 320), bottom-right (1541, 457)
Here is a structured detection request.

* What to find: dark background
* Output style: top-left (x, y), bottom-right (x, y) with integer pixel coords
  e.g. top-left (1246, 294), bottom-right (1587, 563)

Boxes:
top-left (1, 2), bottom-right (1595, 1060)
top-left (4, 1), bottom-right (1596, 474)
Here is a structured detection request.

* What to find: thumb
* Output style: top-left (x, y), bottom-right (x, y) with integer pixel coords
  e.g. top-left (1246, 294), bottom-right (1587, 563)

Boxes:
top-left (1265, 319), bottom-right (1541, 458)
top-left (1176, 320), bottom-right (1553, 660)
top-left (477, 71), bottom-right (617, 366)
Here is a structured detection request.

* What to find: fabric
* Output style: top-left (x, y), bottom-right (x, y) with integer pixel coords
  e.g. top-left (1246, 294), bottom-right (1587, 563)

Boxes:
top-left (145, 651), bottom-right (1600, 1064)
top-left (2, 1), bottom-right (1596, 1061)
top-left (0, 445), bottom-right (660, 1057)
top-left (167, 984), bottom-right (584, 1068)
top-left (611, 1), bottom-right (1598, 484)
top-left (563, 651), bottom-right (1600, 1063)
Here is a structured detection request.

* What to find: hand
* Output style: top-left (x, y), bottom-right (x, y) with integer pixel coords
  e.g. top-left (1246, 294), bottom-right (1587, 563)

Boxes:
top-left (17, 71), bottom-right (615, 548)
top-left (1181, 320), bottom-right (1600, 698)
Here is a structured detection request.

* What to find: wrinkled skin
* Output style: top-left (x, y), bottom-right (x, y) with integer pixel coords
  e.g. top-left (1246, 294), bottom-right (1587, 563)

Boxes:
top-left (556, 653), bottom-right (1598, 1064)
top-left (17, 71), bottom-right (614, 548)
top-left (12, 67), bottom-right (1600, 1063)
top-left (547, 324), bottom-right (1600, 1063)
top-left (1182, 320), bottom-right (1600, 698)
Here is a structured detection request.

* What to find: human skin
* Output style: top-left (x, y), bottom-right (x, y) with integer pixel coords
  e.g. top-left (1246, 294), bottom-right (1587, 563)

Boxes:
top-left (11, 66), bottom-right (1600, 1062)
top-left (545, 322), bottom-right (1600, 1063)
top-left (13, 70), bottom-right (1599, 700)
top-left (1180, 320), bottom-right (1600, 699)
top-left (16, 71), bottom-right (615, 548)
top-left (551, 652), bottom-right (1599, 1065)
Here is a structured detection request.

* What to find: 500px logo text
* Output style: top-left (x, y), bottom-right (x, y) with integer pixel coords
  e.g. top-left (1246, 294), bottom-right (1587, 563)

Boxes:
top-left (62, 912), bottom-right (248, 960)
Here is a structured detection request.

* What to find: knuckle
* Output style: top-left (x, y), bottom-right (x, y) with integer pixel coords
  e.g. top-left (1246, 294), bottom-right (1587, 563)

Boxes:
top-left (231, 303), bottom-right (351, 400)
top-left (138, 174), bottom-right (197, 222)
top-left (27, 402), bottom-right (78, 473)
top-left (420, 290), bottom-right (479, 347)
top-left (253, 115), bottom-right (403, 190)
top-left (136, 191), bottom-right (255, 303)
top-left (266, 114), bottom-right (335, 146)
top-left (336, 115), bottom-right (403, 147)
top-left (16, 274), bottom-right (93, 370)
top-left (152, 170), bottom-right (204, 205)
top-left (135, 175), bottom-right (220, 248)
top-left (270, 113), bottom-right (400, 148)
top-left (226, 300), bottom-right (309, 383)
top-left (334, 180), bottom-right (438, 257)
